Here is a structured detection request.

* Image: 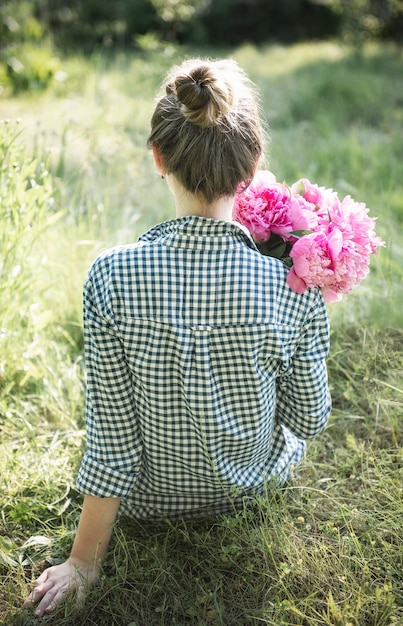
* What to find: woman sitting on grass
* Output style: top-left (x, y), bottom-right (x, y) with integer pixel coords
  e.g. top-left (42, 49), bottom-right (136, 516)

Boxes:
top-left (25, 57), bottom-right (331, 617)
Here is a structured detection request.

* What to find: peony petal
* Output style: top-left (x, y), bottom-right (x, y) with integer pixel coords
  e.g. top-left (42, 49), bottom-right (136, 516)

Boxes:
top-left (327, 227), bottom-right (343, 260)
top-left (286, 267), bottom-right (308, 294)
top-left (290, 250), bottom-right (311, 275)
top-left (321, 288), bottom-right (343, 303)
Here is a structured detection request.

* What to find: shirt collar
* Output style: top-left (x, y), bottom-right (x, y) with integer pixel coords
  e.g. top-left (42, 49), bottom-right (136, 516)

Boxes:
top-left (138, 216), bottom-right (257, 252)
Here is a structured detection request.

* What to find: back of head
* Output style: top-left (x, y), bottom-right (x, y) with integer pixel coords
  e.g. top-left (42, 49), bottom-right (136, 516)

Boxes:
top-left (147, 58), bottom-right (264, 204)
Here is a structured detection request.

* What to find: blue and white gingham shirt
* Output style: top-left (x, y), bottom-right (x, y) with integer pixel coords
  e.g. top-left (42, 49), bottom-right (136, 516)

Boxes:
top-left (76, 216), bottom-right (331, 518)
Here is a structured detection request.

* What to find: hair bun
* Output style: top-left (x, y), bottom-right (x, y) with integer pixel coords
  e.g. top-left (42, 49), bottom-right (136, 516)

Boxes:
top-left (173, 63), bottom-right (233, 127)
top-left (148, 57), bottom-right (264, 203)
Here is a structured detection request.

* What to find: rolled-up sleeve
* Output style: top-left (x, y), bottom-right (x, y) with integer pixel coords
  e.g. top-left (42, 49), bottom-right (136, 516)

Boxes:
top-left (76, 262), bottom-right (142, 498)
top-left (275, 290), bottom-right (332, 440)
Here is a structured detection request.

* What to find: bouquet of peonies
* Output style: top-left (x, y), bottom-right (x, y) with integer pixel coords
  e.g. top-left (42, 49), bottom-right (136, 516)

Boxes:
top-left (233, 170), bottom-right (385, 302)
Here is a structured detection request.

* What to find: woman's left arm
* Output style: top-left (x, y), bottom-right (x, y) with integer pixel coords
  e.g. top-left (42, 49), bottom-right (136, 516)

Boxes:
top-left (275, 290), bottom-right (332, 439)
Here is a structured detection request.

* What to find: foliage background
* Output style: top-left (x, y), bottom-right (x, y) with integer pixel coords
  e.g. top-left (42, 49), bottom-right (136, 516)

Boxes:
top-left (1, 0), bottom-right (402, 93)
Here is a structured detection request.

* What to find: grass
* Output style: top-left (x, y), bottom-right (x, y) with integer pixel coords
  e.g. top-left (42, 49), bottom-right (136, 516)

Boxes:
top-left (0, 40), bottom-right (402, 625)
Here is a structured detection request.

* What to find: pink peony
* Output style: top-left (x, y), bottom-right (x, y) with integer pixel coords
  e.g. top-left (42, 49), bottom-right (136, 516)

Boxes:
top-left (291, 178), bottom-right (330, 206)
top-left (287, 221), bottom-right (382, 302)
top-left (286, 194), bottom-right (322, 237)
top-left (287, 232), bottom-right (337, 301)
top-left (331, 195), bottom-right (384, 255)
top-left (233, 170), bottom-right (291, 242)
top-left (290, 178), bottom-right (339, 231)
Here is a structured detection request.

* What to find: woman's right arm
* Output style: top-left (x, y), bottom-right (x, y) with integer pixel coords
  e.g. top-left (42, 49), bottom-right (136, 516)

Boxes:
top-left (24, 494), bottom-right (121, 617)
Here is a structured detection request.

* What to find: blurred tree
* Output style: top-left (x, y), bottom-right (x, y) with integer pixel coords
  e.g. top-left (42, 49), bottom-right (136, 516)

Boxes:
top-left (0, 1), bottom-right (61, 92)
top-left (150, 0), bottom-right (209, 41)
top-left (1, 0), bottom-right (401, 70)
top-left (0, 1), bottom-right (44, 50)
top-left (44, 0), bottom-right (158, 50)
top-left (200, 0), bottom-right (338, 45)
top-left (310, 0), bottom-right (403, 42)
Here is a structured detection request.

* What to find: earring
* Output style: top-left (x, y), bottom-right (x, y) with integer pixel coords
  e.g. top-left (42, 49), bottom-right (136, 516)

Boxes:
top-left (161, 174), bottom-right (165, 180)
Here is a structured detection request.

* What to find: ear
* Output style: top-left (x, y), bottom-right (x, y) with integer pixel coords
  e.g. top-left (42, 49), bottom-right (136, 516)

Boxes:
top-left (152, 144), bottom-right (165, 176)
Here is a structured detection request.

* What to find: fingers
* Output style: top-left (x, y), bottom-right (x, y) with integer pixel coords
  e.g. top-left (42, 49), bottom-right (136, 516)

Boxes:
top-left (33, 583), bottom-right (68, 617)
top-left (23, 568), bottom-right (51, 607)
top-left (24, 564), bottom-right (78, 617)
top-left (33, 569), bottom-right (50, 586)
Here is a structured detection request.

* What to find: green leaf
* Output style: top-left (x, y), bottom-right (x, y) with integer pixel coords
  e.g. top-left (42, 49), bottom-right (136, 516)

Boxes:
top-left (0, 550), bottom-right (18, 567)
top-left (294, 181), bottom-right (306, 196)
top-left (288, 229), bottom-right (313, 238)
top-left (0, 536), bottom-right (19, 567)
top-left (22, 535), bottom-right (52, 549)
top-left (256, 234), bottom-right (293, 261)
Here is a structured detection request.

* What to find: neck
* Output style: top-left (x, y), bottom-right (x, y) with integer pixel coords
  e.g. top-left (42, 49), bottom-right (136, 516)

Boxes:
top-left (167, 174), bottom-right (235, 222)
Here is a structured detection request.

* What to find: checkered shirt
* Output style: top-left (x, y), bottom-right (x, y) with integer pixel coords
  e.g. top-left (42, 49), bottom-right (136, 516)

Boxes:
top-left (76, 216), bottom-right (331, 519)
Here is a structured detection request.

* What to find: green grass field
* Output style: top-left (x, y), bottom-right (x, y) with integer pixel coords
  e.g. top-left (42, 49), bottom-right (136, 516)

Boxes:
top-left (0, 40), bottom-right (402, 625)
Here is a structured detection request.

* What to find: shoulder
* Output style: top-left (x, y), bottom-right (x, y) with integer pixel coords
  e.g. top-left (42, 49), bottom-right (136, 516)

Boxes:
top-left (86, 244), bottom-right (139, 282)
top-left (83, 244), bottom-right (141, 313)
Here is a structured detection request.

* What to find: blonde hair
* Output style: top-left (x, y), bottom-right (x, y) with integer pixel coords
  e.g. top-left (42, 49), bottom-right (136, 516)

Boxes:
top-left (147, 58), bottom-right (264, 204)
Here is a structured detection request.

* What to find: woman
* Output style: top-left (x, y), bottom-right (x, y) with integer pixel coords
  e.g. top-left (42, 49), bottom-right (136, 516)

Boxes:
top-left (25, 58), bottom-right (331, 616)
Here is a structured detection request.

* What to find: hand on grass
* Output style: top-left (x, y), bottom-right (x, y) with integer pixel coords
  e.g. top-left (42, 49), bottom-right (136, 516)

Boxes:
top-left (24, 495), bottom-right (119, 617)
top-left (24, 557), bottom-right (99, 617)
